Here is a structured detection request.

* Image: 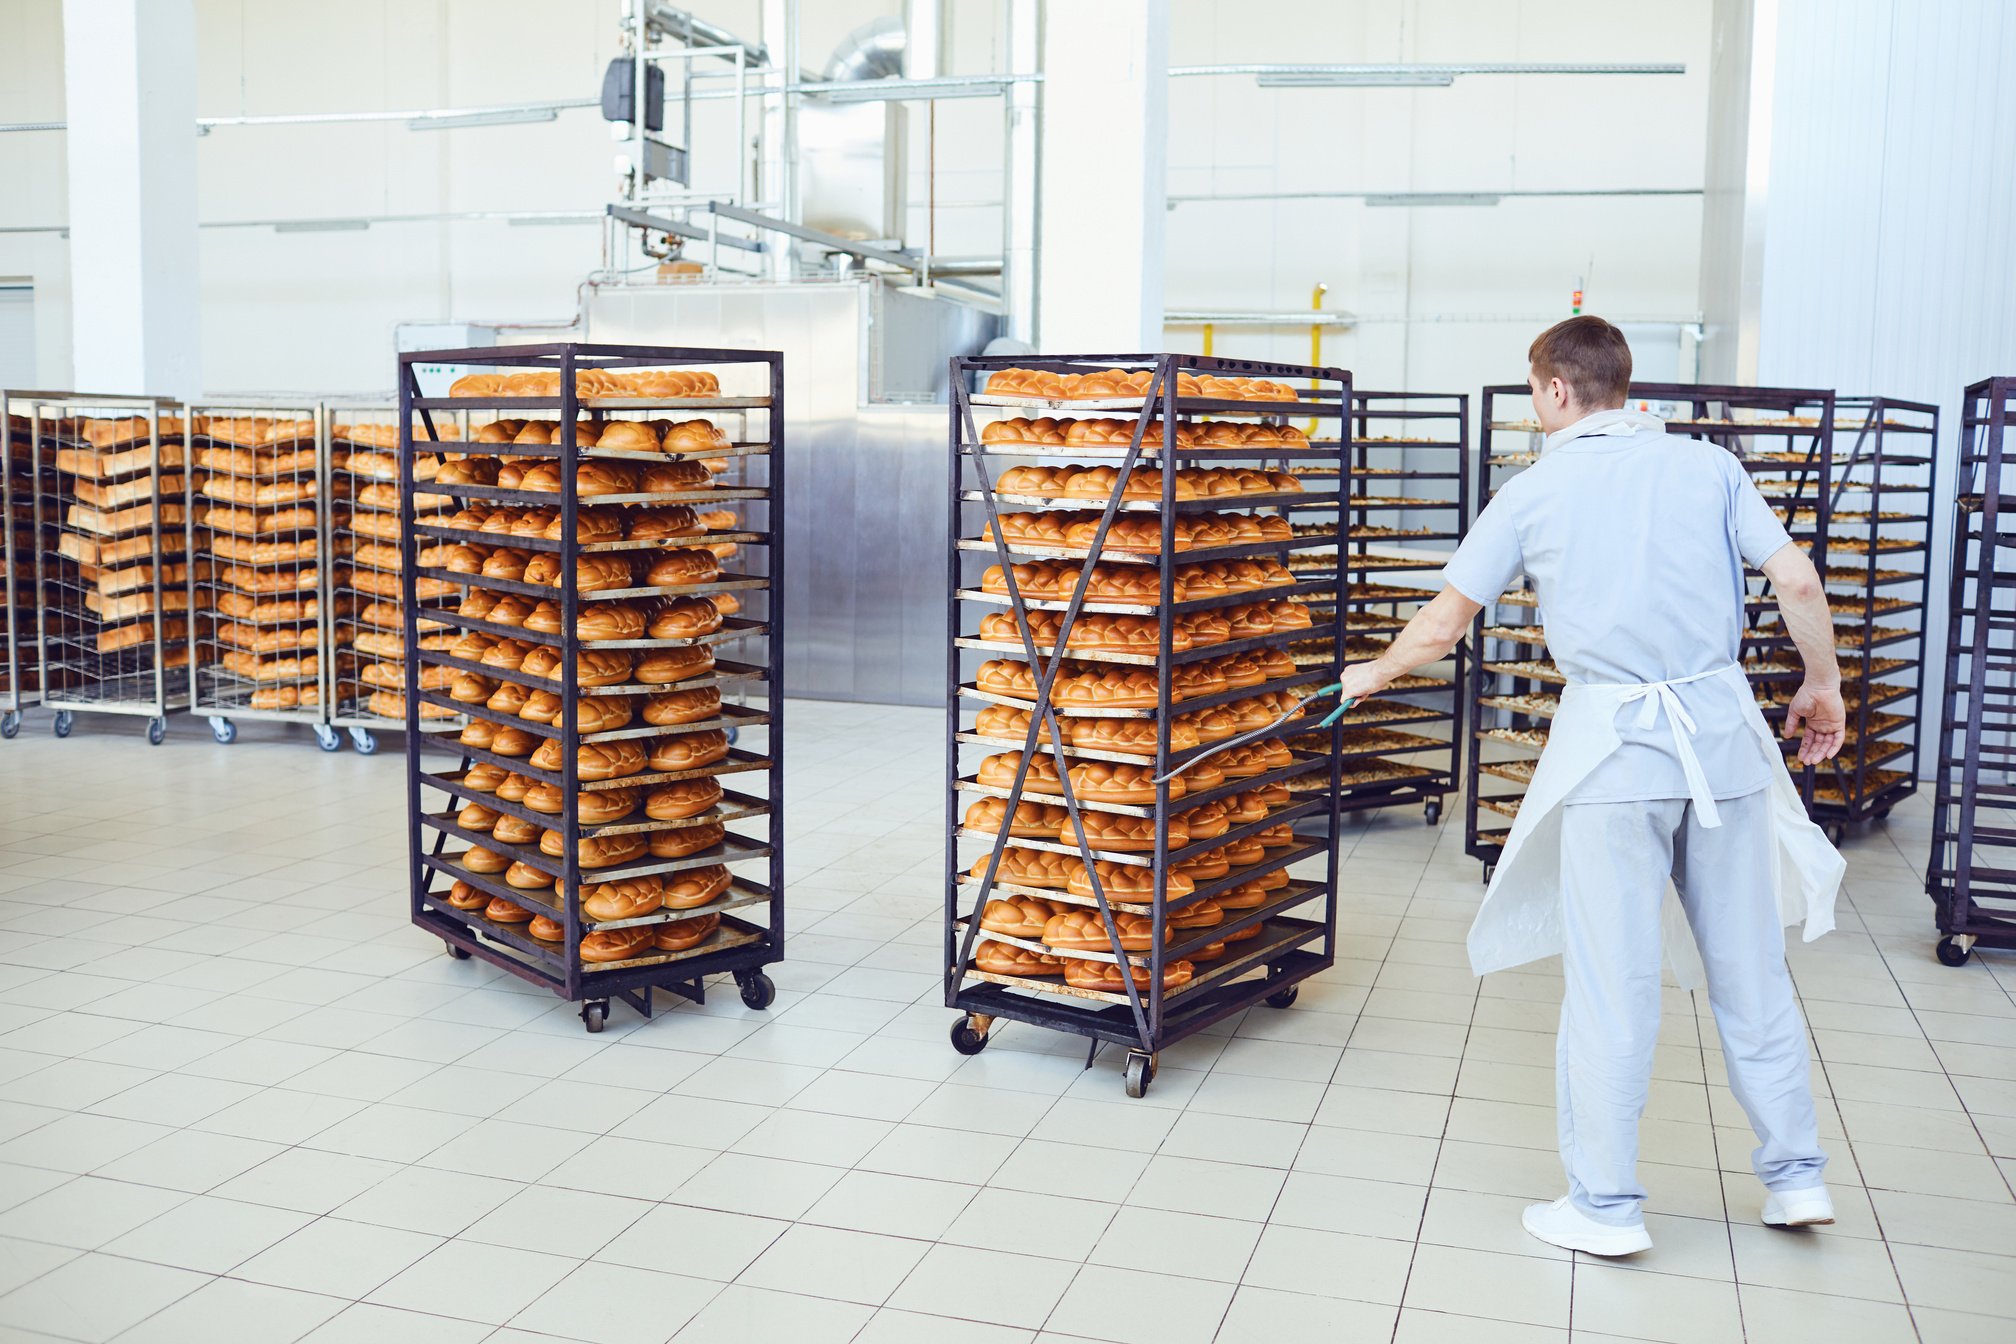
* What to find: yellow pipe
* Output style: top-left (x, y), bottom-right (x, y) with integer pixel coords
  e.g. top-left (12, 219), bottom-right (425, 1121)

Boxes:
top-left (1202, 322), bottom-right (1214, 357)
top-left (1308, 282), bottom-right (1328, 434)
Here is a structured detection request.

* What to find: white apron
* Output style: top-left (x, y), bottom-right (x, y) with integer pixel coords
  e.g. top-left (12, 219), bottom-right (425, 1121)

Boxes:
top-left (1467, 662), bottom-right (1844, 989)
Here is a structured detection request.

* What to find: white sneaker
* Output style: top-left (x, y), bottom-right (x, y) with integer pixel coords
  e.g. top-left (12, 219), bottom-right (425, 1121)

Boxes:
top-left (1521, 1196), bottom-right (1653, 1256)
top-left (1762, 1186), bottom-right (1835, 1227)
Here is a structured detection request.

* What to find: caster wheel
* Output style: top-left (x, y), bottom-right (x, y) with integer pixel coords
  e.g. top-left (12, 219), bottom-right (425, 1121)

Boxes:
top-left (209, 718), bottom-right (237, 745)
top-left (349, 727), bottom-right (379, 755)
top-left (582, 1000), bottom-right (609, 1033)
top-left (1424, 799), bottom-right (1443, 825)
top-left (1, 710), bottom-right (19, 739)
top-left (314, 724), bottom-right (341, 752)
top-left (725, 726), bottom-right (740, 746)
top-left (52, 710), bottom-right (72, 739)
top-left (736, 970), bottom-right (777, 1011)
top-left (146, 717), bottom-right (166, 746)
top-left (1481, 862), bottom-right (1496, 886)
top-left (1265, 983), bottom-right (1299, 1009)
top-left (1124, 1051), bottom-right (1157, 1099)
top-left (1936, 936), bottom-right (1972, 968)
top-left (1873, 806), bottom-right (1894, 822)
top-left (1825, 823), bottom-right (1847, 846)
top-left (949, 1015), bottom-right (990, 1055)
top-left (444, 943), bottom-right (470, 960)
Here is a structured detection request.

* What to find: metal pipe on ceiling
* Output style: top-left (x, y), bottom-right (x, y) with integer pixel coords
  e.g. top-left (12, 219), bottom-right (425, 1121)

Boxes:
top-left (1166, 62), bottom-right (1686, 78)
top-left (1169, 187), bottom-right (1703, 205)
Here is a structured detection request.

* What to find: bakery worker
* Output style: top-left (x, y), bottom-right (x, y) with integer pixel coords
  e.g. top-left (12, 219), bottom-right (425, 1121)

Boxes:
top-left (1333, 316), bottom-right (1848, 1255)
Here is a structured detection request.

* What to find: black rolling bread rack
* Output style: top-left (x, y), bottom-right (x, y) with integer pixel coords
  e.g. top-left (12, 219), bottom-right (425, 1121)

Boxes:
top-left (1464, 381), bottom-right (1836, 874)
top-left (1928, 376), bottom-right (2016, 967)
top-left (399, 343), bottom-right (784, 1032)
top-left (944, 353), bottom-right (1349, 1098)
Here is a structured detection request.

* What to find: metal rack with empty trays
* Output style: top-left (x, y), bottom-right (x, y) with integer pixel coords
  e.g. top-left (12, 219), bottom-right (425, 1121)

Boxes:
top-left (1288, 390), bottom-right (1471, 826)
top-left (944, 353), bottom-right (1350, 1098)
top-left (25, 394), bottom-right (194, 744)
top-left (1465, 382), bottom-right (1837, 874)
top-left (328, 402), bottom-right (468, 754)
top-left (399, 342), bottom-right (784, 1033)
top-left (1926, 376), bottom-right (2016, 968)
top-left (183, 398), bottom-right (336, 747)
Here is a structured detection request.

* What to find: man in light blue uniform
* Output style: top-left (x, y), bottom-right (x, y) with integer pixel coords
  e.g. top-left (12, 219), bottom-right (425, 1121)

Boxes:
top-left (1335, 316), bottom-right (1848, 1254)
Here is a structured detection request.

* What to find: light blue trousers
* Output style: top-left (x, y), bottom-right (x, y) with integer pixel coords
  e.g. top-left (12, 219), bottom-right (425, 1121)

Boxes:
top-left (1556, 789), bottom-right (1827, 1226)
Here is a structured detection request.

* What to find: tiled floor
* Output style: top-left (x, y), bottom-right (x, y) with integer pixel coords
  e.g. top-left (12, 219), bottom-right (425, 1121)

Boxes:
top-left (0, 701), bottom-right (2011, 1344)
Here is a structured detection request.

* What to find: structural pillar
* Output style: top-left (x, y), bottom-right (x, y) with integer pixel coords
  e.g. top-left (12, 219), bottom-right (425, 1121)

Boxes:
top-left (1036, 0), bottom-right (1167, 351)
top-left (61, 0), bottom-right (200, 396)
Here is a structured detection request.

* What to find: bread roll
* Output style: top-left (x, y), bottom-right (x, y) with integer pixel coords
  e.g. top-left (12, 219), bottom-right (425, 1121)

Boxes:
top-left (456, 800), bottom-right (499, 832)
top-left (647, 596), bottom-right (723, 639)
top-left (647, 729), bottom-right (730, 773)
top-left (595, 420), bottom-right (659, 452)
top-left (581, 925), bottom-right (657, 962)
top-left (484, 895), bottom-right (533, 923)
top-left (581, 876), bottom-right (665, 922)
top-left (504, 859), bottom-right (553, 890)
top-left (1066, 760), bottom-right (1180, 804)
top-left (1064, 958), bottom-right (1193, 994)
top-left (491, 812), bottom-right (542, 846)
top-left (537, 831), bottom-right (647, 869)
top-left (642, 686), bottom-right (721, 725)
top-left (445, 879), bottom-right (487, 911)
top-left (648, 820), bottom-right (724, 859)
top-left (462, 846), bottom-right (509, 874)
top-left (626, 505), bottom-right (703, 540)
top-left (528, 737), bottom-right (648, 780)
top-left (1043, 907), bottom-right (1155, 951)
top-left (528, 914), bottom-right (563, 941)
top-left (652, 912), bottom-right (720, 951)
top-left (635, 645), bottom-right (715, 684)
top-left (979, 893), bottom-right (1066, 937)
top-left (1065, 861), bottom-right (1194, 905)
top-left (974, 940), bottom-right (1063, 977)
top-left (1064, 810), bottom-right (1187, 853)
top-left (486, 680), bottom-right (532, 717)
top-left (663, 864), bottom-right (731, 910)
top-left (641, 461), bottom-right (712, 493)
top-left (643, 549), bottom-right (721, 587)
top-left (969, 846), bottom-right (1078, 891)
top-left (520, 646), bottom-right (635, 687)
top-left (975, 749), bottom-right (1062, 794)
top-left (645, 777), bottom-right (724, 820)
top-left (524, 783), bottom-right (639, 823)
top-left (962, 797), bottom-right (1064, 839)
top-left (1257, 821), bottom-right (1297, 848)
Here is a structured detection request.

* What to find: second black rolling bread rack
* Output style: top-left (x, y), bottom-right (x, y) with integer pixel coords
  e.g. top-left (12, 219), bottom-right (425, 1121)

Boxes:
top-left (399, 342), bottom-right (784, 1032)
top-left (944, 353), bottom-right (1350, 1098)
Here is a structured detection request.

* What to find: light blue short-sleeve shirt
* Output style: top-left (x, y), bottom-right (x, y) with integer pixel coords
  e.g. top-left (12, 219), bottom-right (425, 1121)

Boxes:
top-left (1443, 423), bottom-right (1797, 803)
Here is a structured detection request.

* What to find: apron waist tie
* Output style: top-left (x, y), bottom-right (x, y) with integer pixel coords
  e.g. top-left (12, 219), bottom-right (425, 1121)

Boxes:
top-left (1614, 665), bottom-right (1732, 830)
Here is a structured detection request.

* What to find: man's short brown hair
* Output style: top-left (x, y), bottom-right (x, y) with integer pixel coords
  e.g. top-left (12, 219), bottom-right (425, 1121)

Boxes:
top-left (1528, 316), bottom-right (1631, 408)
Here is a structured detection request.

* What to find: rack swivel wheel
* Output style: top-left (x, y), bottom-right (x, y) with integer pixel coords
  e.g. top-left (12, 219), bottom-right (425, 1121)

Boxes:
top-left (1424, 799), bottom-right (1443, 825)
top-left (1124, 1050), bottom-right (1157, 1099)
top-left (1937, 936), bottom-right (1973, 968)
top-left (736, 970), bottom-right (776, 1010)
top-left (1265, 983), bottom-right (1299, 1009)
top-left (210, 718), bottom-right (237, 745)
top-left (443, 942), bottom-right (470, 960)
top-left (1825, 822), bottom-right (1847, 846)
top-left (348, 727), bottom-right (378, 755)
top-left (949, 1014), bottom-right (991, 1055)
top-left (582, 1000), bottom-right (609, 1032)
top-left (314, 724), bottom-right (341, 752)
top-left (146, 717), bottom-right (166, 746)
top-left (52, 710), bottom-right (72, 738)
top-left (0, 710), bottom-right (18, 739)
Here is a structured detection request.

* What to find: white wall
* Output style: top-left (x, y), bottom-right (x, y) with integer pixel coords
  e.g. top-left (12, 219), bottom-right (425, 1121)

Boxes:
top-left (0, 0), bottom-right (1713, 399)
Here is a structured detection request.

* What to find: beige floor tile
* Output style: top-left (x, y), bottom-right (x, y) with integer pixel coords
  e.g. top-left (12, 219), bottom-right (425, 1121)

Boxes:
top-left (1891, 1242), bottom-right (2016, 1318)
top-left (1045, 1264), bottom-right (1235, 1344)
top-left (1572, 1264), bottom-right (1743, 1344)
top-left (1402, 1243), bottom-right (1570, 1328)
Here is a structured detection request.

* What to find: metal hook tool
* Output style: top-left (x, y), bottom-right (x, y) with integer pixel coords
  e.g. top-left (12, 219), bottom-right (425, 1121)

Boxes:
top-left (1150, 682), bottom-right (1357, 784)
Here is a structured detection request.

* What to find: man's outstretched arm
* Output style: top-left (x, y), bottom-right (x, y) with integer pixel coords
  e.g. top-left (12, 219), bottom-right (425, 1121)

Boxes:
top-left (1334, 587), bottom-right (1484, 702)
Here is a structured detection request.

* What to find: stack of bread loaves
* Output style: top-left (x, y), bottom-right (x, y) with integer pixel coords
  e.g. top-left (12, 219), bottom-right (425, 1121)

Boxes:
top-left (187, 413), bottom-right (327, 714)
top-left (330, 416), bottom-right (462, 726)
top-left (953, 363), bottom-right (1344, 1032)
top-left (408, 365), bottom-right (776, 986)
top-left (43, 413), bottom-right (194, 689)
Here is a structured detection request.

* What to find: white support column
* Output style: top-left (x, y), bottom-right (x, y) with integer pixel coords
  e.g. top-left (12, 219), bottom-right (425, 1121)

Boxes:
top-left (61, 0), bottom-right (200, 397)
top-left (1037, 0), bottom-right (1167, 352)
